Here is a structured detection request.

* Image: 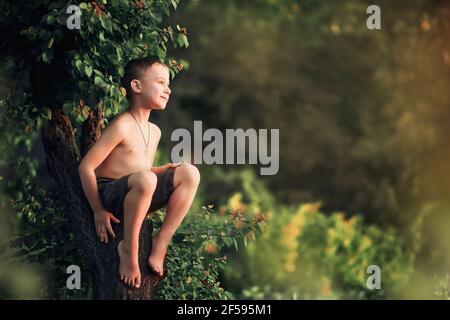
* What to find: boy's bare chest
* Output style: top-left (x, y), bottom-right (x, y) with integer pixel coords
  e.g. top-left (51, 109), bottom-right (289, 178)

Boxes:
top-left (119, 137), bottom-right (156, 158)
top-left (109, 127), bottom-right (159, 167)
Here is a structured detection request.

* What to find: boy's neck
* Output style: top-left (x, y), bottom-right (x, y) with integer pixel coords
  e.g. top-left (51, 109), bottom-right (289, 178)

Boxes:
top-left (128, 104), bottom-right (151, 124)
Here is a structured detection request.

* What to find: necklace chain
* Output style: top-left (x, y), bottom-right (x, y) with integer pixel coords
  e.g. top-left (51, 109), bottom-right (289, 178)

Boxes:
top-left (128, 109), bottom-right (150, 149)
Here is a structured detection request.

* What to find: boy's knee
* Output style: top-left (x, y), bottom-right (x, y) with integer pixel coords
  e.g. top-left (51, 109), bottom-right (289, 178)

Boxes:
top-left (132, 171), bottom-right (157, 193)
top-left (179, 164), bottom-right (200, 186)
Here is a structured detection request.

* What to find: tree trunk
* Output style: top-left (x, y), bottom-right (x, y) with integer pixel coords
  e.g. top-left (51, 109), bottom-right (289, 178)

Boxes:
top-left (41, 107), bottom-right (164, 300)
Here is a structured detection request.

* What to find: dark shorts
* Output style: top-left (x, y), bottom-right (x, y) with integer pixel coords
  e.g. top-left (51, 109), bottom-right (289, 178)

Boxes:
top-left (97, 168), bottom-right (176, 217)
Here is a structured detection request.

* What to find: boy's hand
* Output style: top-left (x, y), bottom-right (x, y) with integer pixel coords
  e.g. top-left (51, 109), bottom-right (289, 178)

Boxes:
top-left (165, 162), bottom-right (183, 169)
top-left (151, 162), bottom-right (183, 174)
top-left (94, 209), bottom-right (120, 243)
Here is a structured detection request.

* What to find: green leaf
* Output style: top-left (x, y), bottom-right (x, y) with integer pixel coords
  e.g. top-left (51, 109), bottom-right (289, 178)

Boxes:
top-left (47, 37), bottom-right (54, 49)
top-left (94, 76), bottom-right (107, 89)
top-left (104, 18), bottom-right (113, 33)
top-left (78, 81), bottom-right (90, 91)
top-left (155, 44), bottom-right (165, 59)
top-left (63, 102), bottom-right (73, 115)
top-left (99, 13), bottom-right (107, 29)
top-left (82, 105), bottom-right (91, 119)
top-left (46, 15), bottom-right (55, 25)
top-left (57, 15), bottom-right (67, 26)
top-left (75, 60), bottom-right (83, 71)
top-left (223, 237), bottom-right (233, 247)
top-left (164, 5), bottom-right (170, 17)
top-left (43, 108), bottom-right (52, 120)
top-left (118, 66), bottom-right (125, 77)
top-left (85, 66), bottom-right (92, 78)
top-left (113, 100), bottom-right (120, 114)
top-left (115, 48), bottom-right (122, 62)
top-left (42, 52), bottom-right (50, 63)
top-left (176, 33), bottom-right (189, 48)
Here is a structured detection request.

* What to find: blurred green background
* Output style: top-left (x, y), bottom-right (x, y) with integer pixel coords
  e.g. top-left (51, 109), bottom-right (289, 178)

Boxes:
top-left (1, 0), bottom-right (449, 299)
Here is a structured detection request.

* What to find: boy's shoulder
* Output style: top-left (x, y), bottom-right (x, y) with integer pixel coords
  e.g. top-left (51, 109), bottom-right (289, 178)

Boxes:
top-left (104, 111), bottom-right (132, 133)
top-left (151, 121), bottom-right (162, 137)
top-left (105, 111), bottom-right (161, 138)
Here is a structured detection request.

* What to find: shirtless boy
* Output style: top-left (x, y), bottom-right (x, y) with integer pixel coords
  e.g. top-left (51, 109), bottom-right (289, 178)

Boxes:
top-left (78, 56), bottom-right (200, 289)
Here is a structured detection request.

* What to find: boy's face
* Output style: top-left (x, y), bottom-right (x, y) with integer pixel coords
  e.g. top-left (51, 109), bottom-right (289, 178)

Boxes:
top-left (131, 63), bottom-right (171, 110)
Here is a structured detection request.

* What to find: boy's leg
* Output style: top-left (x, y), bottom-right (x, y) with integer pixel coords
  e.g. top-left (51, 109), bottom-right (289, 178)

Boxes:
top-left (148, 164), bottom-right (200, 276)
top-left (118, 171), bottom-right (157, 288)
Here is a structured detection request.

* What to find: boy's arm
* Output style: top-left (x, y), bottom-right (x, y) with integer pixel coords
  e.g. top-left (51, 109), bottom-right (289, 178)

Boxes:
top-left (151, 162), bottom-right (182, 174)
top-left (149, 125), bottom-right (182, 174)
top-left (78, 120), bottom-right (126, 242)
top-left (78, 120), bottom-right (125, 213)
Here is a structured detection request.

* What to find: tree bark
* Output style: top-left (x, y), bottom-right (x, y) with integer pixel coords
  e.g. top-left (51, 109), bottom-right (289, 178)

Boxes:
top-left (41, 107), bottom-right (164, 300)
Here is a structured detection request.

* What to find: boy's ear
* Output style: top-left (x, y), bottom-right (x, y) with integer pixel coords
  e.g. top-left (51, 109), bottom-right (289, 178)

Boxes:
top-left (130, 79), bottom-right (141, 94)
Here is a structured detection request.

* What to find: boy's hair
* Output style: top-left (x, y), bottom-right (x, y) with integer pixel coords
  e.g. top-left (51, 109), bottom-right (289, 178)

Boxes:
top-left (121, 56), bottom-right (167, 101)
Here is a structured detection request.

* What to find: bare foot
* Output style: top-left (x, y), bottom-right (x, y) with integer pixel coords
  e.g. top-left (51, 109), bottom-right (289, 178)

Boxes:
top-left (117, 240), bottom-right (141, 288)
top-left (148, 233), bottom-right (169, 276)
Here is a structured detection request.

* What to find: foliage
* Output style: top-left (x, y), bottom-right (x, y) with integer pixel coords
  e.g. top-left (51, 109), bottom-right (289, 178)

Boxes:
top-left (432, 274), bottom-right (450, 300)
top-left (216, 170), bottom-right (414, 299)
top-left (152, 204), bottom-right (264, 299)
top-left (0, 154), bottom-right (89, 299)
top-left (0, 0), bottom-right (188, 133)
top-left (231, 207), bottom-right (414, 299)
